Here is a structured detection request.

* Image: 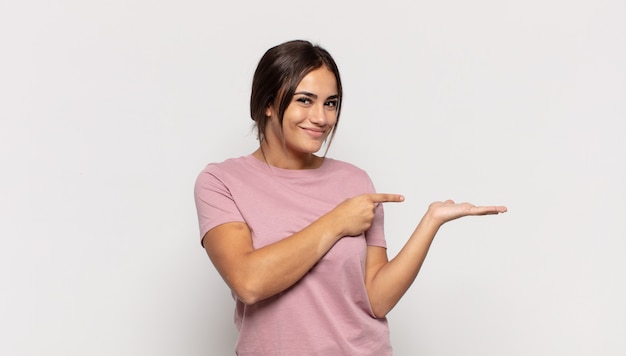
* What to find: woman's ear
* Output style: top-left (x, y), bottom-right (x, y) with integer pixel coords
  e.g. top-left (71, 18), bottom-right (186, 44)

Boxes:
top-left (265, 106), bottom-right (273, 118)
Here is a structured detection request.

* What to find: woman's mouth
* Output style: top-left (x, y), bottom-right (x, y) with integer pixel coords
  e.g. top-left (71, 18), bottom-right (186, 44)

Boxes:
top-left (301, 127), bottom-right (325, 139)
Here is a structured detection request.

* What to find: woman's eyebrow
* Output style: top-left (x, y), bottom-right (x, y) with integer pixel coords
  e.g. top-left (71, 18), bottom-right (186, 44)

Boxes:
top-left (294, 91), bottom-right (317, 98)
top-left (294, 91), bottom-right (339, 100)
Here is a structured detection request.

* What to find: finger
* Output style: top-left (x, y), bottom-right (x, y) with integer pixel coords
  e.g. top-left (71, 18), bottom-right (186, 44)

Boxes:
top-left (471, 205), bottom-right (508, 215)
top-left (369, 193), bottom-right (405, 203)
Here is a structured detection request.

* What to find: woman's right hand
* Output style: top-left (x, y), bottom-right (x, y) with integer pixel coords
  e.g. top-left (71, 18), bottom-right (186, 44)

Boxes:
top-left (329, 193), bottom-right (405, 237)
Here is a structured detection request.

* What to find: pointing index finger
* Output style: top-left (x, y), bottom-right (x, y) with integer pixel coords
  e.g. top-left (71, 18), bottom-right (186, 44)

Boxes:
top-left (370, 193), bottom-right (405, 204)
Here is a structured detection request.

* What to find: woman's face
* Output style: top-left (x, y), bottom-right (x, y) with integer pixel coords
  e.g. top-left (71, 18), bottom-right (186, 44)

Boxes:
top-left (265, 66), bottom-right (339, 158)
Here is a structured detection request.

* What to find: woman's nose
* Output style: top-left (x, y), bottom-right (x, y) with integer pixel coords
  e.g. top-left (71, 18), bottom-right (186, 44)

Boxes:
top-left (309, 104), bottom-right (328, 125)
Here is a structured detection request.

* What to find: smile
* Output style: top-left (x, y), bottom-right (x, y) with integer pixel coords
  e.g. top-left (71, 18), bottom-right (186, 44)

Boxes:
top-left (301, 127), bottom-right (326, 138)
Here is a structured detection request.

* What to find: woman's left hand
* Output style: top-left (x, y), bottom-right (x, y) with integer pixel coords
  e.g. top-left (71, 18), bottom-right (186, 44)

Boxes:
top-left (425, 200), bottom-right (507, 226)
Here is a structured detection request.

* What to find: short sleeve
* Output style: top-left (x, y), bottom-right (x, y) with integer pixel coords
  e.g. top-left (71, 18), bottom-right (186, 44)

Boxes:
top-left (194, 165), bottom-right (246, 245)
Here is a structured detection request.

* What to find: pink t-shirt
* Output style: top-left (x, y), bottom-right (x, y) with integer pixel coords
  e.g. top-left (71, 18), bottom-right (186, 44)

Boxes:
top-left (194, 154), bottom-right (392, 355)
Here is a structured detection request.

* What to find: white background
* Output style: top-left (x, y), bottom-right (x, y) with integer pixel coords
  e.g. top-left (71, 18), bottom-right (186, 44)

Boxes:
top-left (1, 0), bottom-right (625, 355)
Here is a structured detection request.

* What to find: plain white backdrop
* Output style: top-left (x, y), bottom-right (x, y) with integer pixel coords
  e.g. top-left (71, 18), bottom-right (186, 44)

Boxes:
top-left (1, 0), bottom-right (625, 355)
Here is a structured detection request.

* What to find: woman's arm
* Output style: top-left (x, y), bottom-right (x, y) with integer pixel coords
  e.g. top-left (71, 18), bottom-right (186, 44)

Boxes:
top-left (204, 193), bottom-right (404, 305)
top-left (365, 200), bottom-right (507, 318)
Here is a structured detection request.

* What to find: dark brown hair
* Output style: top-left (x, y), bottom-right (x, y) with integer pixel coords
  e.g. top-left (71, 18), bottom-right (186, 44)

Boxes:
top-left (250, 40), bottom-right (343, 145)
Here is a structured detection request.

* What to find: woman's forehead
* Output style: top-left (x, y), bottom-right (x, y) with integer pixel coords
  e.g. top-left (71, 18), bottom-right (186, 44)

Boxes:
top-left (295, 67), bottom-right (338, 95)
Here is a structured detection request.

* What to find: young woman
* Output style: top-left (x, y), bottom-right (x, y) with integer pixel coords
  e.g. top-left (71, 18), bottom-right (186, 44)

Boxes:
top-left (194, 40), bottom-right (507, 355)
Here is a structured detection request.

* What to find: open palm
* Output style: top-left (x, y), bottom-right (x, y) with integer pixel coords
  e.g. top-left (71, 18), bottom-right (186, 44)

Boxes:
top-left (427, 199), bottom-right (507, 225)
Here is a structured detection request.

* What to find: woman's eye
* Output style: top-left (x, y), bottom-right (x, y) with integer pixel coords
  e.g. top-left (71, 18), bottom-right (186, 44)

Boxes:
top-left (296, 97), bottom-right (311, 104)
top-left (325, 100), bottom-right (338, 108)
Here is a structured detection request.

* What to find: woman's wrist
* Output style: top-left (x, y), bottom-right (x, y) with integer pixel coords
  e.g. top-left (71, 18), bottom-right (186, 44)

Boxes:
top-left (422, 206), bottom-right (445, 230)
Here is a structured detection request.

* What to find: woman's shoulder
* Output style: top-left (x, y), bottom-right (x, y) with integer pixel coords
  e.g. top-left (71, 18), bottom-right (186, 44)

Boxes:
top-left (321, 157), bottom-right (377, 193)
top-left (322, 157), bottom-right (368, 175)
top-left (195, 155), bottom-right (259, 187)
top-left (199, 155), bottom-right (255, 174)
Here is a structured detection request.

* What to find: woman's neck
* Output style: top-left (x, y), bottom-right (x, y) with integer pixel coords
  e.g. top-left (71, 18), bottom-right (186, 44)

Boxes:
top-left (252, 145), bottom-right (323, 170)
